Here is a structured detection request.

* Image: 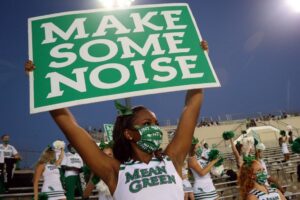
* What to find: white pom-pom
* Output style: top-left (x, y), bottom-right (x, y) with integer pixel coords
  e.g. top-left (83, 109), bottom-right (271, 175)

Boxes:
top-left (211, 165), bottom-right (224, 177)
top-left (256, 143), bottom-right (266, 151)
top-left (97, 180), bottom-right (111, 196)
top-left (52, 140), bottom-right (65, 149)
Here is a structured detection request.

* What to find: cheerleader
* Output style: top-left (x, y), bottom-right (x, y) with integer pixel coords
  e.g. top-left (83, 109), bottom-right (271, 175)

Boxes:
top-left (33, 146), bottom-right (65, 200)
top-left (239, 157), bottom-right (286, 200)
top-left (279, 130), bottom-right (290, 162)
top-left (25, 41), bottom-right (208, 200)
top-left (83, 141), bottom-right (113, 200)
top-left (182, 161), bottom-right (194, 200)
top-left (188, 138), bottom-right (219, 200)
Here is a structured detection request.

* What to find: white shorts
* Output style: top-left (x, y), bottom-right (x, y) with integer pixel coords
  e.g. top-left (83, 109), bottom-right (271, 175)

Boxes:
top-left (42, 180), bottom-right (66, 200)
top-left (282, 143), bottom-right (289, 154)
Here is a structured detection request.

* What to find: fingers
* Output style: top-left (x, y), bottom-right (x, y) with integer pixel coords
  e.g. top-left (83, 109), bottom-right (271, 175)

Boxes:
top-left (25, 60), bottom-right (36, 75)
top-left (201, 40), bottom-right (209, 51)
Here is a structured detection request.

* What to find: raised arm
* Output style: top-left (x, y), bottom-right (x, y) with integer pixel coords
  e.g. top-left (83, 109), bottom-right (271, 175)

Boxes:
top-left (49, 109), bottom-right (120, 192)
top-left (230, 138), bottom-right (243, 167)
top-left (188, 156), bottom-right (218, 176)
top-left (55, 148), bottom-right (64, 166)
top-left (33, 164), bottom-right (44, 200)
top-left (25, 60), bottom-right (120, 192)
top-left (165, 89), bottom-right (203, 170)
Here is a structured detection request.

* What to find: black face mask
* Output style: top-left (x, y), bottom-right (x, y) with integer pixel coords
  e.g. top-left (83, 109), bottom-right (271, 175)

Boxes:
top-left (69, 148), bottom-right (76, 154)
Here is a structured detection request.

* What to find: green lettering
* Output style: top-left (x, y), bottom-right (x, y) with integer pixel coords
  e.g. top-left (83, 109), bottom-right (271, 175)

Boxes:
top-left (158, 174), bottom-right (168, 184)
top-left (125, 169), bottom-right (141, 183)
top-left (150, 176), bottom-right (159, 186)
top-left (167, 175), bottom-right (176, 184)
top-left (142, 177), bottom-right (153, 188)
top-left (140, 168), bottom-right (150, 177)
top-left (156, 166), bottom-right (167, 175)
top-left (129, 180), bottom-right (142, 193)
top-left (149, 167), bottom-right (159, 176)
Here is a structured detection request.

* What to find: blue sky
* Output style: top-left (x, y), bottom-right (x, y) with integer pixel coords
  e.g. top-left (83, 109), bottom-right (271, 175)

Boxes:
top-left (0, 0), bottom-right (299, 168)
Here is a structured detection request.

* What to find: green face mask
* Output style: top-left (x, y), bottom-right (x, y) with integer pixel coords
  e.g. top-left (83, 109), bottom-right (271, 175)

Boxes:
top-left (256, 171), bottom-right (268, 185)
top-left (195, 147), bottom-right (202, 157)
top-left (3, 141), bottom-right (9, 145)
top-left (135, 125), bottom-right (163, 154)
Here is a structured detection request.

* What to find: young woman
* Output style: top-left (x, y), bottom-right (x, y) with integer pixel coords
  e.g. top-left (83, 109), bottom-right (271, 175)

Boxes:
top-left (229, 138), bottom-right (243, 169)
top-left (239, 159), bottom-right (286, 200)
top-left (61, 144), bottom-right (84, 200)
top-left (188, 139), bottom-right (219, 200)
top-left (182, 161), bottom-right (194, 200)
top-left (254, 143), bottom-right (285, 194)
top-left (25, 40), bottom-right (208, 200)
top-left (33, 146), bottom-right (65, 200)
top-left (279, 130), bottom-right (290, 162)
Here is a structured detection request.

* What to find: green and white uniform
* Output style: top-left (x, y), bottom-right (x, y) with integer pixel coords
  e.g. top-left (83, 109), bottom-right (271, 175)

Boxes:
top-left (61, 152), bottom-right (84, 200)
top-left (190, 158), bottom-right (218, 200)
top-left (248, 187), bottom-right (281, 200)
top-left (113, 156), bottom-right (183, 200)
top-left (182, 168), bottom-right (193, 193)
top-left (42, 163), bottom-right (66, 200)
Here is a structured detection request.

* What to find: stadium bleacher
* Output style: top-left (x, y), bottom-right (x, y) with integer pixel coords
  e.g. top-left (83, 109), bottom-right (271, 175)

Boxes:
top-left (1, 115), bottom-right (300, 199)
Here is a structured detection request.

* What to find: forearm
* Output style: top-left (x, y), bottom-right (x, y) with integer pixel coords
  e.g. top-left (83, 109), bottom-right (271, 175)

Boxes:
top-left (166, 89), bottom-right (203, 165)
top-left (33, 182), bottom-right (39, 200)
top-left (200, 160), bottom-right (217, 176)
top-left (56, 150), bottom-right (64, 166)
top-left (14, 154), bottom-right (21, 160)
top-left (190, 158), bottom-right (216, 177)
top-left (50, 108), bottom-right (96, 164)
top-left (230, 139), bottom-right (240, 159)
top-left (33, 167), bottom-right (42, 200)
top-left (49, 108), bottom-right (119, 184)
top-left (83, 181), bottom-right (95, 198)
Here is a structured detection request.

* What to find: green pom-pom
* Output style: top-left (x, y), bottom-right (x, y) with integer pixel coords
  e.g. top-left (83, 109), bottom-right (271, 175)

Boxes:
top-left (192, 137), bottom-right (199, 145)
top-left (222, 131), bottom-right (235, 140)
top-left (214, 157), bottom-right (224, 167)
top-left (99, 140), bottom-right (113, 150)
top-left (292, 137), bottom-right (300, 154)
top-left (243, 155), bottom-right (256, 167)
top-left (37, 193), bottom-right (48, 200)
top-left (208, 149), bottom-right (220, 161)
top-left (208, 149), bottom-right (223, 166)
top-left (91, 175), bottom-right (100, 185)
top-left (280, 130), bottom-right (286, 136)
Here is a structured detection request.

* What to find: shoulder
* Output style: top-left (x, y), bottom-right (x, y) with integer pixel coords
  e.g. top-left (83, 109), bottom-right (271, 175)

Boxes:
top-left (187, 156), bottom-right (196, 163)
top-left (36, 163), bottom-right (46, 172)
top-left (188, 156), bottom-right (199, 167)
top-left (8, 145), bottom-right (17, 151)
